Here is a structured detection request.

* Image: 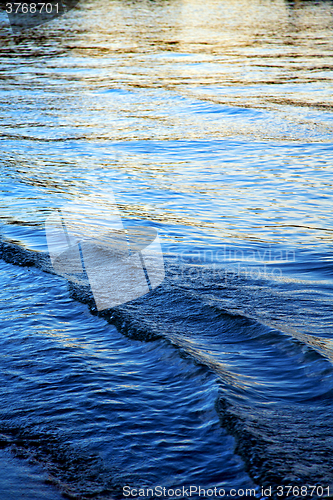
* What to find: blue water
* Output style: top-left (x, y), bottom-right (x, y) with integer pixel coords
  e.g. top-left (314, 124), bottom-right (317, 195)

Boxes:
top-left (1, 0), bottom-right (333, 498)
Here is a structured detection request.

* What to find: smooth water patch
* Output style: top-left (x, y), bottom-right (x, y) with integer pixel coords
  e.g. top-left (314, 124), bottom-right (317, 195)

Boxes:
top-left (0, 448), bottom-right (63, 500)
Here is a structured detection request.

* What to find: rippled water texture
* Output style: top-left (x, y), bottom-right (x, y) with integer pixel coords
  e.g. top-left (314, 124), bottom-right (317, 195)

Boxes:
top-left (0, 0), bottom-right (333, 498)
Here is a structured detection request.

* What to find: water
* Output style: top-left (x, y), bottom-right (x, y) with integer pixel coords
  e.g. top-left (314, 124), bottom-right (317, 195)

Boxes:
top-left (0, 0), bottom-right (333, 498)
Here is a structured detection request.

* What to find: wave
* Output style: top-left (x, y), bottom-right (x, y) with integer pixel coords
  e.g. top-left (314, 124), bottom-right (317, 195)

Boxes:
top-left (1, 237), bottom-right (333, 498)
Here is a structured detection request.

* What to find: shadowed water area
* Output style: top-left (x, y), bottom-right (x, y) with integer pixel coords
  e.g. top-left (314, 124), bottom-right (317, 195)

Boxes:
top-left (0, 0), bottom-right (333, 498)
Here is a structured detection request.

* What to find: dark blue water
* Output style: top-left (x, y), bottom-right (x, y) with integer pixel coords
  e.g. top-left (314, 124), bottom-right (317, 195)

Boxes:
top-left (1, 0), bottom-right (333, 498)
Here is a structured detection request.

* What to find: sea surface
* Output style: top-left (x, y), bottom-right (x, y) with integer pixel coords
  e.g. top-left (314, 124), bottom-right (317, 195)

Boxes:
top-left (0, 0), bottom-right (333, 498)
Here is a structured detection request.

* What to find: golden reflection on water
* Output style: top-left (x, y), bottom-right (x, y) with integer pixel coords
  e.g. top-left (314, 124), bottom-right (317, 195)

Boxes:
top-left (70, 0), bottom-right (333, 98)
top-left (0, 0), bottom-right (333, 249)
